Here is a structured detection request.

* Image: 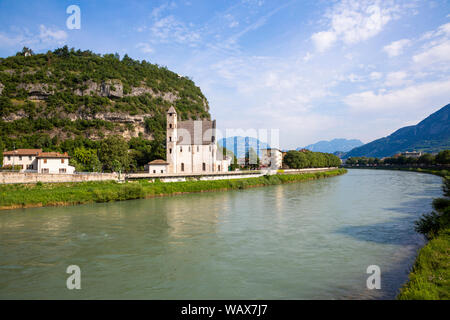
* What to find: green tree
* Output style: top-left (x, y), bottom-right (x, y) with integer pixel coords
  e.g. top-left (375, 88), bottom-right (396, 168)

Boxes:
top-left (72, 147), bottom-right (101, 172)
top-left (98, 135), bottom-right (130, 172)
top-left (435, 150), bottom-right (450, 165)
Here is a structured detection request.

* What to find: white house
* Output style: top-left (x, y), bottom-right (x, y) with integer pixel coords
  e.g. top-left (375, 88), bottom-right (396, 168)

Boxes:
top-left (260, 148), bottom-right (283, 169)
top-left (2, 149), bottom-right (75, 174)
top-left (159, 106), bottom-right (230, 174)
top-left (145, 159), bottom-right (169, 174)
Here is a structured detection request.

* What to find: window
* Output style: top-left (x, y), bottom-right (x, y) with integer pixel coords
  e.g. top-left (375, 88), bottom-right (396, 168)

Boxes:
top-left (169, 124), bottom-right (172, 128)
top-left (19, 156), bottom-right (22, 161)
top-left (218, 165), bottom-right (221, 171)
top-left (27, 164), bottom-right (33, 170)
top-left (29, 156), bottom-right (32, 160)
top-left (188, 146), bottom-right (190, 152)
top-left (61, 159), bottom-right (65, 164)
top-left (42, 168), bottom-right (49, 173)
top-left (197, 146), bottom-right (199, 152)
top-left (7, 156), bottom-right (10, 161)
top-left (170, 149), bottom-right (172, 154)
top-left (43, 159), bottom-right (47, 164)
top-left (202, 163), bottom-right (206, 171)
top-left (181, 163), bottom-right (184, 172)
top-left (153, 170), bottom-right (156, 173)
top-left (59, 168), bottom-right (66, 173)
top-left (161, 170), bottom-right (163, 173)
top-left (209, 146), bottom-right (211, 151)
top-left (180, 147), bottom-right (182, 152)
top-left (169, 136), bottom-right (172, 142)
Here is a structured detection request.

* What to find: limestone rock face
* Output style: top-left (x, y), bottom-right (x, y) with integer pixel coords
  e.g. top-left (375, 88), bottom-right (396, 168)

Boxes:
top-left (17, 83), bottom-right (54, 100)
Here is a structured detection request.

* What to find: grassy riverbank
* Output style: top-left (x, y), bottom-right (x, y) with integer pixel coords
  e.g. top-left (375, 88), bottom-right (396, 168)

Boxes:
top-left (0, 169), bottom-right (346, 210)
top-left (397, 176), bottom-right (450, 300)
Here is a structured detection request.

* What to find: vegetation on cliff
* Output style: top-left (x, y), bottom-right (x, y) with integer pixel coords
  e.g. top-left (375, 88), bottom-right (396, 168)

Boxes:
top-left (0, 46), bottom-right (210, 171)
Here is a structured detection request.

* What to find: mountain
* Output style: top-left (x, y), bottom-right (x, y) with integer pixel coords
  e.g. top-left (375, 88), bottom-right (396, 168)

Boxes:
top-left (345, 104), bottom-right (450, 158)
top-left (218, 136), bottom-right (270, 158)
top-left (0, 46), bottom-right (210, 168)
top-left (298, 138), bottom-right (363, 153)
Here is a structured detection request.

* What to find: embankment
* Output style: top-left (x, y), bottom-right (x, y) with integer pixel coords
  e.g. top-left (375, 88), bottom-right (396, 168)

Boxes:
top-left (0, 168), bottom-right (347, 211)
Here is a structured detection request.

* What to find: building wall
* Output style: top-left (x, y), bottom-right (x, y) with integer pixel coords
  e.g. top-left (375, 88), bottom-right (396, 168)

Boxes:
top-left (0, 172), bottom-right (118, 184)
top-left (2, 155), bottom-right (38, 171)
top-left (37, 158), bottom-right (75, 174)
top-left (148, 164), bottom-right (168, 174)
top-left (260, 149), bottom-right (282, 169)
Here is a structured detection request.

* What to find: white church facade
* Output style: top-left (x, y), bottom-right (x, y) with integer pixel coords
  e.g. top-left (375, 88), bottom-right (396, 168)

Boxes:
top-left (146, 106), bottom-right (230, 174)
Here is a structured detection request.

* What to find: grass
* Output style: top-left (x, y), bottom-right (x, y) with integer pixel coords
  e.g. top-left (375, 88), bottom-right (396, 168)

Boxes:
top-left (0, 169), bottom-right (347, 210)
top-left (397, 228), bottom-right (450, 300)
top-left (397, 176), bottom-right (450, 300)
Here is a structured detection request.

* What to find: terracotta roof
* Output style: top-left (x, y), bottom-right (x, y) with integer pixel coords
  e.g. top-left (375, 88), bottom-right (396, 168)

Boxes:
top-left (3, 149), bottom-right (42, 156)
top-left (37, 152), bottom-right (70, 159)
top-left (177, 120), bottom-right (216, 145)
top-left (148, 159), bottom-right (169, 165)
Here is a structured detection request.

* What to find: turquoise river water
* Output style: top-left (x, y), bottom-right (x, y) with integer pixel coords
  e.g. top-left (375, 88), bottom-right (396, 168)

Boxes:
top-left (0, 169), bottom-right (443, 299)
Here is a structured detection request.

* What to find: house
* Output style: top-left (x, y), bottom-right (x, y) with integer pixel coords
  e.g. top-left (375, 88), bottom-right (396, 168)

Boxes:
top-left (145, 159), bottom-right (169, 174)
top-left (165, 106), bottom-right (230, 173)
top-left (260, 148), bottom-right (283, 169)
top-left (2, 149), bottom-right (75, 174)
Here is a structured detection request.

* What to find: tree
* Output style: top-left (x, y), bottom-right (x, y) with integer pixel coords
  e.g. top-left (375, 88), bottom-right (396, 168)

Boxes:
top-left (98, 135), bottom-right (130, 172)
top-left (418, 153), bottom-right (435, 165)
top-left (0, 138), bottom-right (3, 166)
top-left (72, 147), bottom-right (101, 172)
top-left (435, 150), bottom-right (450, 165)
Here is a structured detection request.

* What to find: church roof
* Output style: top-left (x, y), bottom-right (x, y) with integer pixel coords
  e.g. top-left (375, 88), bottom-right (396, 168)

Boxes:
top-left (177, 120), bottom-right (216, 145)
top-left (167, 106), bottom-right (177, 114)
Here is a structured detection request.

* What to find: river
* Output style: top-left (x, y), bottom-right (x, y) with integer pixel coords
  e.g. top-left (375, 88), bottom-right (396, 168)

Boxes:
top-left (0, 169), bottom-right (443, 299)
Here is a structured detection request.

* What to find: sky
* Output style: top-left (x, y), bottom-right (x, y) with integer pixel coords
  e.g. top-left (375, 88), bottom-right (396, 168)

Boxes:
top-left (0, 0), bottom-right (449, 149)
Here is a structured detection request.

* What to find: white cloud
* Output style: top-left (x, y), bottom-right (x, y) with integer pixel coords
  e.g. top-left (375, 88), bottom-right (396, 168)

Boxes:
top-left (383, 38), bottom-right (411, 57)
top-left (303, 52), bottom-right (313, 62)
top-left (384, 71), bottom-right (409, 87)
top-left (311, 31), bottom-right (337, 53)
top-left (150, 15), bottom-right (201, 45)
top-left (136, 42), bottom-right (154, 53)
top-left (370, 71), bottom-right (383, 80)
top-left (344, 79), bottom-right (450, 113)
top-left (413, 39), bottom-right (450, 66)
top-left (38, 25), bottom-right (67, 44)
top-left (311, 0), bottom-right (404, 52)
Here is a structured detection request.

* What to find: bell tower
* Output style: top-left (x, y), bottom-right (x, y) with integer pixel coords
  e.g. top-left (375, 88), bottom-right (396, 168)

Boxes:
top-left (167, 106), bottom-right (177, 173)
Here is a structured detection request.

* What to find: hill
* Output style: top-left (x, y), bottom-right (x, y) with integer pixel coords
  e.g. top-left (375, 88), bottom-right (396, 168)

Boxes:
top-left (0, 46), bottom-right (210, 170)
top-left (218, 136), bottom-right (270, 158)
top-left (345, 103), bottom-right (450, 158)
top-left (299, 138), bottom-right (363, 153)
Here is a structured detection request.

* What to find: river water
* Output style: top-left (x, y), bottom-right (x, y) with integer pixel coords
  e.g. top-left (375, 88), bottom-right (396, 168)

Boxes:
top-left (0, 169), bottom-right (443, 299)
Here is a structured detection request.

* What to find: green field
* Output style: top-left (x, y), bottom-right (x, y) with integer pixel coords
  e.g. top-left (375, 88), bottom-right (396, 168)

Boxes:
top-left (0, 169), bottom-right (346, 210)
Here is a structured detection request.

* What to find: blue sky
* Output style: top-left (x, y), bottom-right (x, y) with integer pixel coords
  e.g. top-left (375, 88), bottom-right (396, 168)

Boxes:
top-left (0, 0), bottom-right (449, 149)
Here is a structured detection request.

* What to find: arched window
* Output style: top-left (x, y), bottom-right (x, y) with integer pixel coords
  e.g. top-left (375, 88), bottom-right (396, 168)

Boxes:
top-left (169, 136), bottom-right (172, 142)
top-left (169, 124), bottom-right (172, 128)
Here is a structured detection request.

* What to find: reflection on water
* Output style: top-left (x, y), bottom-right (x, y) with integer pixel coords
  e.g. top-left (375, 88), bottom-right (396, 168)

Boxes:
top-left (0, 169), bottom-right (442, 299)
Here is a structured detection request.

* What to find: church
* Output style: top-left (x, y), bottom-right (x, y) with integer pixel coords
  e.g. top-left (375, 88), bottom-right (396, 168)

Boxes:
top-left (146, 106), bottom-right (230, 174)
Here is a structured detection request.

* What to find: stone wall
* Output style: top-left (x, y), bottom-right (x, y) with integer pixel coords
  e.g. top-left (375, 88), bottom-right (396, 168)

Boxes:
top-left (0, 172), bottom-right (118, 184)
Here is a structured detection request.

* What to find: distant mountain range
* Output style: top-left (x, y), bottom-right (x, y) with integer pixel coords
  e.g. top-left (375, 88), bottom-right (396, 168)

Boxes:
top-left (345, 103), bottom-right (450, 158)
top-left (298, 138), bottom-right (363, 153)
top-left (218, 137), bottom-right (270, 158)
